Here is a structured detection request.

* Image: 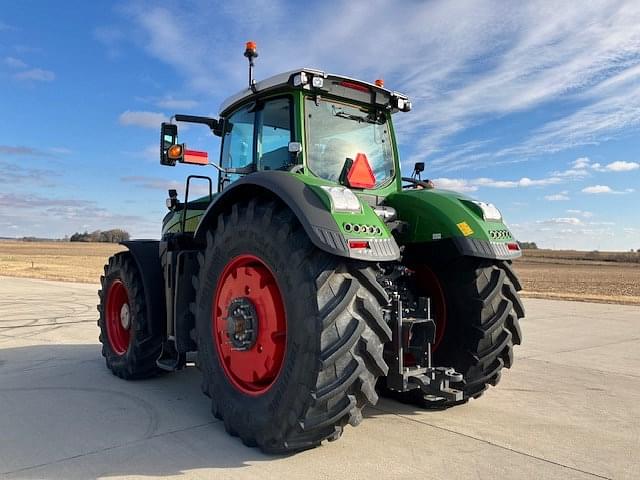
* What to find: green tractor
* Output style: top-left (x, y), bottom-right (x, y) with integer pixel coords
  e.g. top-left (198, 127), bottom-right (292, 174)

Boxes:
top-left (98, 42), bottom-right (524, 453)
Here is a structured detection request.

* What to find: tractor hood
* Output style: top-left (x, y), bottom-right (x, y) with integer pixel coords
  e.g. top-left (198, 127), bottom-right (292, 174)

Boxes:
top-left (384, 188), bottom-right (522, 260)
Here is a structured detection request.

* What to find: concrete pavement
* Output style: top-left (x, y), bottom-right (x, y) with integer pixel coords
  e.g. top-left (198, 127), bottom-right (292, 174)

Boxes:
top-left (0, 276), bottom-right (638, 479)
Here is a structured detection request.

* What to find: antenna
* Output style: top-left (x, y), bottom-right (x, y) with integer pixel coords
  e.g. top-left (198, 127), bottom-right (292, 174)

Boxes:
top-left (244, 41), bottom-right (258, 92)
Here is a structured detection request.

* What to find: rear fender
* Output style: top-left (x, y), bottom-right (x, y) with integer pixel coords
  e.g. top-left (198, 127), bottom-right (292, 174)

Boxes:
top-left (193, 171), bottom-right (400, 262)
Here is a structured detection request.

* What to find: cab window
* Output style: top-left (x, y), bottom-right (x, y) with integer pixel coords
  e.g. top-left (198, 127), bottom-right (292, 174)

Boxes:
top-left (257, 97), bottom-right (293, 171)
top-left (220, 104), bottom-right (255, 182)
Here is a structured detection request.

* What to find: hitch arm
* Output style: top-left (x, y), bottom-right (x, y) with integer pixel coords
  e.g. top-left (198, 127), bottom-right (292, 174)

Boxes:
top-left (385, 293), bottom-right (464, 403)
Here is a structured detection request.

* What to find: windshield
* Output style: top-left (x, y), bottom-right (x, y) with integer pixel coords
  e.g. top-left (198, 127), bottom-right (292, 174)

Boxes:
top-left (305, 98), bottom-right (394, 186)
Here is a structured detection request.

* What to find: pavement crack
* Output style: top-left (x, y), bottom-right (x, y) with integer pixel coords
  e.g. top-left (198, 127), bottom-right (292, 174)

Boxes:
top-left (0, 319), bottom-right (96, 329)
top-left (368, 405), bottom-right (613, 480)
top-left (0, 421), bottom-right (218, 476)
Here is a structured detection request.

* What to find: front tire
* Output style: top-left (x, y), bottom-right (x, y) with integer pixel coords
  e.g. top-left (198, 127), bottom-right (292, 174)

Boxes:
top-left (98, 252), bottom-right (163, 379)
top-left (194, 200), bottom-right (391, 453)
top-left (389, 257), bottom-right (524, 407)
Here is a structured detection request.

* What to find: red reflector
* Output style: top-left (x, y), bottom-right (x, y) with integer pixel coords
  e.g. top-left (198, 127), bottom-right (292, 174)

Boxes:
top-left (183, 149), bottom-right (209, 165)
top-left (338, 81), bottom-right (370, 93)
top-left (349, 240), bottom-right (370, 249)
top-left (507, 242), bottom-right (520, 251)
top-left (347, 153), bottom-right (376, 189)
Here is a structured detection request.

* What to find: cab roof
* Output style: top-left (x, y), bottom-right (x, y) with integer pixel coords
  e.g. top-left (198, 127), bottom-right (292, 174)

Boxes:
top-left (219, 68), bottom-right (411, 116)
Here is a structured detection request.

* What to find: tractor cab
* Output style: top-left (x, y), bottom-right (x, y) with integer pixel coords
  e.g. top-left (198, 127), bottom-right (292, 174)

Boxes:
top-left (159, 42), bottom-right (413, 236)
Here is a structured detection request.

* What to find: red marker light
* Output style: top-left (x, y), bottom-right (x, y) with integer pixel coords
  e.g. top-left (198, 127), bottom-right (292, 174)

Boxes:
top-left (349, 240), bottom-right (370, 249)
top-left (507, 242), bottom-right (520, 251)
top-left (183, 149), bottom-right (209, 165)
top-left (338, 81), bottom-right (369, 93)
top-left (347, 153), bottom-right (376, 189)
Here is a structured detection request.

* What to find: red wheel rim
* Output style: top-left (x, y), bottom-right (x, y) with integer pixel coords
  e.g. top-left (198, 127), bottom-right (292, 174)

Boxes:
top-left (212, 254), bottom-right (287, 396)
top-left (105, 279), bottom-right (131, 355)
top-left (415, 266), bottom-right (447, 352)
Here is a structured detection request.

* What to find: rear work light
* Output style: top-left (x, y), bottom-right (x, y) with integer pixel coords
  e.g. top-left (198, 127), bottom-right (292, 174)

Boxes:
top-left (346, 153), bottom-right (376, 189)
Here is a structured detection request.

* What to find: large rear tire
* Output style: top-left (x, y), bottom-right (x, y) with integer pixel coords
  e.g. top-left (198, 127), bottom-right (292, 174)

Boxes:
top-left (98, 252), bottom-right (163, 379)
top-left (388, 257), bottom-right (524, 408)
top-left (194, 200), bottom-right (391, 453)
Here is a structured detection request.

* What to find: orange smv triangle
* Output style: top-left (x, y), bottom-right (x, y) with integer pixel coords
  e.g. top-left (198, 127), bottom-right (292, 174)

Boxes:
top-left (346, 153), bottom-right (376, 189)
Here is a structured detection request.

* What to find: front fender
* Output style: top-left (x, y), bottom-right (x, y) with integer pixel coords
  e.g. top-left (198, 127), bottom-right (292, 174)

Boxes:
top-left (384, 189), bottom-right (521, 261)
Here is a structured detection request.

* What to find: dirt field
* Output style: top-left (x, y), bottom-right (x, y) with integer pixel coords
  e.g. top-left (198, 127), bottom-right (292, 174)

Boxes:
top-left (514, 249), bottom-right (640, 305)
top-left (1, 241), bottom-right (638, 305)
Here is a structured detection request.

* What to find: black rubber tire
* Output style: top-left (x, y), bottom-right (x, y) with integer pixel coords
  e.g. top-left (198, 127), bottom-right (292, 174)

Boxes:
top-left (97, 252), bottom-right (163, 379)
top-left (387, 257), bottom-right (524, 408)
top-left (194, 199), bottom-right (391, 453)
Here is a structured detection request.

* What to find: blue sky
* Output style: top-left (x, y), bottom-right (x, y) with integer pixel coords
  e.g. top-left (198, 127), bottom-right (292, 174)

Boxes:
top-left (1, 0), bottom-right (639, 250)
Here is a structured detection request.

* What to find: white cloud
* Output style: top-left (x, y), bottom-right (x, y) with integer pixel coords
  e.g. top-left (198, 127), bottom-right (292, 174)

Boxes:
top-left (13, 68), bottom-right (55, 82)
top-left (567, 209), bottom-right (593, 218)
top-left (552, 157), bottom-right (640, 178)
top-left (4, 56), bottom-right (27, 69)
top-left (119, 110), bottom-right (167, 129)
top-left (581, 185), bottom-right (634, 194)
top-left (572, 157), bottom-right (591, 169)
top-left (432, 178), bottom-right (477, 192)
top-left (582, 185), bottom-right (613, 194)
top-left (601, 161), bottom-right (639, 172)
top-left (541, 217), bottom-right (583, 225)
top-left (433, 174), bottom-right (562, 192)
top-left (545, 191), bottom-right (569, 201)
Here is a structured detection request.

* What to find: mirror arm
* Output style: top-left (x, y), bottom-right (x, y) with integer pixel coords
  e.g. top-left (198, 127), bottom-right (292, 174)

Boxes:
top-left (174, 114), bottom-right (223, 136)
top-left (208, 162), bottom-right (227, 174)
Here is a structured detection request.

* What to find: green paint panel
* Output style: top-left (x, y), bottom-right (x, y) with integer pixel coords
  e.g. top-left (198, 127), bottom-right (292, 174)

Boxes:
top-left (385, 188), bottom-right (514, 244)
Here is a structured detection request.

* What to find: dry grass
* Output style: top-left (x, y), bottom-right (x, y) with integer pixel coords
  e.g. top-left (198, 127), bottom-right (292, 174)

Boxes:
top-left (1, 241), bottom-right (638, 305)
top-left (0, 240), bottom-right (124, 283)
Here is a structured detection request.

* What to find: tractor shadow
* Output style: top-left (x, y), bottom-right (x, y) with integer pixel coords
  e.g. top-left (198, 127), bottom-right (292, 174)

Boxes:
top-left (0, 343), bottom-right (449, 479)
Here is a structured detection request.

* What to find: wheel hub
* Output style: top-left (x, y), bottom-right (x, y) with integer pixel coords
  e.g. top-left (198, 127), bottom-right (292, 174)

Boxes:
top-left (212, 254), bottom-right (287, 396)
top-left (120, 303), bottom-right (131, 330)
top-left (225, 297), bottom-right (258, 350)
top-left (105, 279), bottom-right (131, 356)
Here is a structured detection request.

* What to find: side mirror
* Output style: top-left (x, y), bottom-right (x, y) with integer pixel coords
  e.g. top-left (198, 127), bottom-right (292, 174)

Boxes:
top-left (160, 122), bottom-right (209, 167)
top-left (414, 162), bottom-right (425, 173)
top-left (160, 123), bottom-right (178, 166)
